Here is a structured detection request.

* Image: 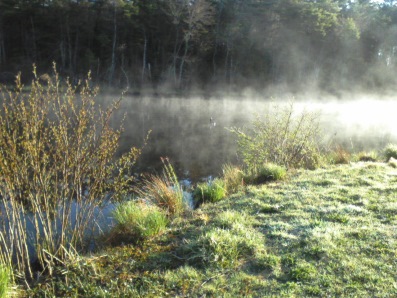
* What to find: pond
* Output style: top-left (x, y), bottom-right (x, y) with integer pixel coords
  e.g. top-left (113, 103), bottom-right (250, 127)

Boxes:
top-left (2, 91), bottom-right (397, 270)
top-left (107, 92), bottom-right (397, 179)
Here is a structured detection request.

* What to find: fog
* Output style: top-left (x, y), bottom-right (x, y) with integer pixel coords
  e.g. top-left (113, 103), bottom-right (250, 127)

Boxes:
top-left (103, 92), bottom-right (397, 179)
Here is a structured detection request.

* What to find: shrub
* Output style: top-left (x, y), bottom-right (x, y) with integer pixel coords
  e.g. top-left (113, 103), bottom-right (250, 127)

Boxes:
top-left (194, 178), bottom-right (226, 205)
top-left (222, 164), bottom-right (244, 194)
top-left (0, 64), bottom-right (142, 281)
top-left (245, 163), bottom-right (286, 184)
top-left (384, 144), bottom-right (397, 161)
top-left (112, 201), bottom-right (168, 242)
top-left (136, 158), bottom-right (185, 215)
top-left (229, 102), bottom-right (323, 169)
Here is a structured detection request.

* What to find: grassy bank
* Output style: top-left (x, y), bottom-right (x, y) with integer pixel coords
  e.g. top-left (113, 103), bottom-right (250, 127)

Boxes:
top-left (25, 161), bottom-right (397, 297)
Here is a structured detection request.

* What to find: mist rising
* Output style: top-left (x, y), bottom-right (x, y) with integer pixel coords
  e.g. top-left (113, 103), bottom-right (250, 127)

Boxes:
top-left (104, 92), bottom-right (397, 179)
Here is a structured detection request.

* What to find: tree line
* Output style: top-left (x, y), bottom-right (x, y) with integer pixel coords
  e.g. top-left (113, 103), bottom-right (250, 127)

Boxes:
top-left (1, 0), bottom-right (397, 93)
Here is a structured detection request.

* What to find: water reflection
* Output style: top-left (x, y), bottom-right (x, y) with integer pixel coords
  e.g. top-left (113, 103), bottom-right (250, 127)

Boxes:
top-left (0, 199), bottom-right (116, 263)
top-left (109, 94), bottom-right (397, 178)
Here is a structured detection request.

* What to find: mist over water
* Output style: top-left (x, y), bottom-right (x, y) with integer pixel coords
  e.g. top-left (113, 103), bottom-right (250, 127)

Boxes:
top-left (104, 93), bottom-right (397, 179)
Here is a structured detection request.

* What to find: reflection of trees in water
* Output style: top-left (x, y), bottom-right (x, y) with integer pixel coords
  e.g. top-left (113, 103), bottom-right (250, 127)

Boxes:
top-left (115, 96), bottom-right (240, 178)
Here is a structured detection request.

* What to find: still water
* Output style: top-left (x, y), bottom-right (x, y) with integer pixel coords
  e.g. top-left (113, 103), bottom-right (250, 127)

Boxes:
top-left (109, 93), bottom-right (397, 179)
top-left (3, 92), bottom-right (397, 264)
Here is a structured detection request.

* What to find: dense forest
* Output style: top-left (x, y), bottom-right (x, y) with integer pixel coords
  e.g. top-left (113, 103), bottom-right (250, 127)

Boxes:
top-left (1, 0), bottom-right (397, 92)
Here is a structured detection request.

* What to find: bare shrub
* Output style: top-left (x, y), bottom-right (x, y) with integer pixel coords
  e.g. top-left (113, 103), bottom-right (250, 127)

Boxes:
top-left (0, 64), bottom-right (141, 281)
top-left (230, 102), bottom-right (324, 170)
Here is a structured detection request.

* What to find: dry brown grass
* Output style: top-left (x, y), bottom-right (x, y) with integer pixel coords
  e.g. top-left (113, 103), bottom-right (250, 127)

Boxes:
top-left (136, 158), bottom-right (185, 216)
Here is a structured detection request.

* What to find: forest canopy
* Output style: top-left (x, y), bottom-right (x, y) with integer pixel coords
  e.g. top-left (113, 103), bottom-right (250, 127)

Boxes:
top-left (1, 0), bottom-right (397, 93)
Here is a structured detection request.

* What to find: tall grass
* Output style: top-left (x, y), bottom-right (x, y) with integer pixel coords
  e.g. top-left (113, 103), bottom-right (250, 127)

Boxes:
top-left (222, 164), bottom-right (244, 194)
top-left (136, 158), bottom-right (184, 215)
top-left (0, 64), bottom-right (141, 282)
top-left (329, 144), bottom-right (351, 164)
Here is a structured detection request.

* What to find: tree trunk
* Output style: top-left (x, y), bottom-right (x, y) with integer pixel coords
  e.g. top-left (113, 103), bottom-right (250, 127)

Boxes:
top-left (0, 19), bottom-right (5, 64)
top-left (109, 2), bottom-right (117, 85)
top-left (142, 30), bottom-right (147, 83)
top-left (73, 29), bottom-right (79, 72)
top-left (30, 16), bottom-right (37, 62)
top-left (224, 40), bottom-right (230, 84)
top-left (59, 41), bottom-right (65, 69)
top-left (172, 28), bottom-right (180, 84)
top-left (66, 16), bottom-right (73, 71)
top-left (121, 51), bottom-right (129, 89)
top-left (59, 15), bottom-right (66, 69)
top-left (178, 36), bottom-right (189, 89)
top-left (212, 1), bottom-right (224, 78)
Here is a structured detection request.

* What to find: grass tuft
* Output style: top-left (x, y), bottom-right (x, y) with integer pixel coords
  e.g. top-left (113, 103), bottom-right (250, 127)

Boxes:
top-left (329, 145), bottom-right (351, 164)
top-left (194, 178), bottom-right (226, 205)
top-left (136, 158), bottom-right (185, 216)
top-left (245, 163), bottom-right (287, 184)
top-left (222, 164), bottom-right (244, 194)
top-left (111, 200), bottom-right (168, 243)
top-left (355, 151), bottom-right (378, 162)
top-left (198, 228), bottom-right (241, 268)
